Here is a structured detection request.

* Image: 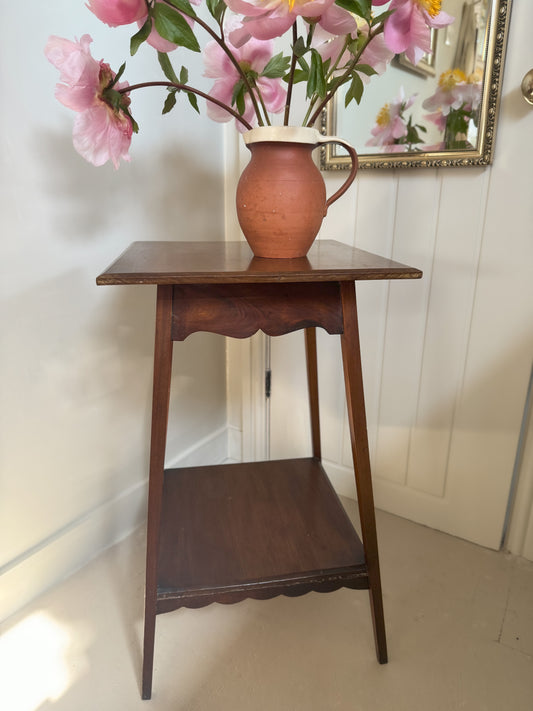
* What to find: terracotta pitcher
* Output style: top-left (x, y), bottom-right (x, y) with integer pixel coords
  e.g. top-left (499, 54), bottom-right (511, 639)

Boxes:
top-left (236, 126), bottom-right (358, 259)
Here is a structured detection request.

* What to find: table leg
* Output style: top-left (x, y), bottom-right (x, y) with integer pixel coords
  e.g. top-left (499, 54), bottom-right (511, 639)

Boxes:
top-left (339, 282), bottom-right (388, 664)
top-left (305, 327), bottom-right (322, 460)
top-left (142, 285), bottom-right (174, 699)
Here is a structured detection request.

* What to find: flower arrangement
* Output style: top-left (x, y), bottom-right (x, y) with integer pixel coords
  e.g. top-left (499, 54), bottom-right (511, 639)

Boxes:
top-left (423, 68), bottom-right (482, 148)
top-left (366, 65), bottom-right (483, 154)
top-left (45, 0), bottom-right (454, 168)
top-left (366, 88), bottom-right (426, 152)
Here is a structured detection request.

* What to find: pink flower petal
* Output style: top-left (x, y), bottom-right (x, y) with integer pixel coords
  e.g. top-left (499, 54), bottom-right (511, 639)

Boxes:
top-left (206, 80), bottom-right (256, 131)
top-left (424, 8), bottom-right (454, 29)
top-left (45, 35), bottom-right (101, 111)
top-left (73, 103), bottom-right (132, 168)
top-left (224, 0), bottom-right (270, 19)
top-left (240, 37), bottom-right (276, 72)
top-left (383, 0), bottom-right (415, 55)
top-left (318, 5), bottom-right (357, 35)
top-left (360, 33), bottom-right (394, 78)
top-left (203, 41), bottom-right (238, 79)
top-left (256, 77), bottom-right (287, 114)
top-left (86, 0), bottom-right (147, 27)
top-left (231, 14), bottom-right (294, 43)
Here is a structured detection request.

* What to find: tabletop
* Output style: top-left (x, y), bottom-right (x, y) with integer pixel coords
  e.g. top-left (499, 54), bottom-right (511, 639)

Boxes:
top-left (96, 240), bottom-right (422, 286)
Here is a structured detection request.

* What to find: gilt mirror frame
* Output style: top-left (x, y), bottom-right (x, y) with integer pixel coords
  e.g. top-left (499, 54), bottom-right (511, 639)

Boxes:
top-left (320, 0), bottom-right (512, 170)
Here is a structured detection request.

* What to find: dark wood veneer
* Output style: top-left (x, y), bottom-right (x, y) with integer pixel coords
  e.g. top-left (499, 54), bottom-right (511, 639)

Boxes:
top-left (96, 240), bottom-right (422, 286)
top-left (171, 282), bottom-right (343, 340)
top-left (156, 458), bottom-right (367, 613)
top-left (96, 240), bottom-right (422, 699)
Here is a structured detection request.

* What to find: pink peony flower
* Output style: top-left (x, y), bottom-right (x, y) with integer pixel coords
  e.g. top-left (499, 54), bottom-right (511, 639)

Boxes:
top-left (45, 35), bottom-right (101, 111)
top-left (45, 35), bottom-right (133, 168)
top-left (315, 4), bottom-right (358, 36)
top-left (373, 0), bottom-right (453, 65)
top-left (203, 32), bottom-right (286, 130)
top-left (366, 88), bottom-right (416, 148)
top-left (226, 0), bottom-right (338, 46)
top-left (313, 22), bottom-right (393, 85)
top-left (424, 109), bottom-right (447, 131)
top-left (359, 32), bottom-right (395, 80)
top-left (422, 69), bottom-right (482, 115)
top-left (73, 104), bottom-right (133, 167)
top-left (86, 0), bottom-right (147, 27)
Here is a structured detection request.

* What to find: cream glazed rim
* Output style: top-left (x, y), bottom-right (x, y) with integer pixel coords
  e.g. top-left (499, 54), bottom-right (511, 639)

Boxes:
top-left (242, 126), bottom-right (355, 151)
top-left (243, 126), bottom-right (324, 146)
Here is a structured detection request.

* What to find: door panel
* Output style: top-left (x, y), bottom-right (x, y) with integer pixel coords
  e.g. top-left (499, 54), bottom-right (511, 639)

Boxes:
top-left (270, 2), bottom-right (533, 549)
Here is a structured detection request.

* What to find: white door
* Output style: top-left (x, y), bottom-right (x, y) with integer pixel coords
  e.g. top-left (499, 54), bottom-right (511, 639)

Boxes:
top-left (266, 2), bottom-right (533, 551)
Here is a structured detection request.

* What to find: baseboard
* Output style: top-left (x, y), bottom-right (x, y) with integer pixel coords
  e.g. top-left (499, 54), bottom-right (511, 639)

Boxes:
top-left (227, 425), bottom-right (243, 462)
top-left (0, 426), bottom-right (230, 624)
top-left (0, 481), bottom-right (148, 625)
top-left (164, 425), bottom-right (229, 470)
top-left (322, 459), bottom-right (357, 500)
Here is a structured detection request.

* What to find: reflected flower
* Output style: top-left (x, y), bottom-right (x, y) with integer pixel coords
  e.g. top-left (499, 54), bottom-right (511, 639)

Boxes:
top-left (422, 68), bottom-right (482, 115)
top-left (366, 88), bottom-right (416, 148)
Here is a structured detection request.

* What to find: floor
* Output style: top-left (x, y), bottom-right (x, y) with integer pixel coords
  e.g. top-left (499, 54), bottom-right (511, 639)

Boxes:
top-left (1, 503), bottom-right (532, 711)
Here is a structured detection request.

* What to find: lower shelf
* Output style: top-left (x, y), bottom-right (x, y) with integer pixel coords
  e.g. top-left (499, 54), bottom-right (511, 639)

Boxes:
top-left (156, 457), bottom-right (368, 612)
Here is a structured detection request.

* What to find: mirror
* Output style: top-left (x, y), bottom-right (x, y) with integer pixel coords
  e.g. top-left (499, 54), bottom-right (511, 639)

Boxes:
top-left (320, 0), bottom-right (512, 170)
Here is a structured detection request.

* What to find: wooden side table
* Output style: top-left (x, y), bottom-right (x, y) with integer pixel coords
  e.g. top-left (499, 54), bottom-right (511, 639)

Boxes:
top-left (97, 240), bottom-right (422, 699)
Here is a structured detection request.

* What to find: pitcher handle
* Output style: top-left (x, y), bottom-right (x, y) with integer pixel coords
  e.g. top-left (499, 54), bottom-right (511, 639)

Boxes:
top-left (316, 135), bottom-right (359, 213)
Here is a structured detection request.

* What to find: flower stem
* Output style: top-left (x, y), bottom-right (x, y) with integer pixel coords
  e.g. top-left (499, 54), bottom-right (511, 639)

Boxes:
top-left (283, 22), bottom-right (299, 126)
top-left (305, 24), bottom-right (384, 127)
top-left (159, 0), bottom-right (264, 125)
top-left (119, 81), bottom-right (253, 130)
top-left (251, 78), bottom-right (272, 125)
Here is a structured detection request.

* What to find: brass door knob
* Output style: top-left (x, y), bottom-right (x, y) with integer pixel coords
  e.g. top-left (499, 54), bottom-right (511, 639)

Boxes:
top-left (521, 69), bottom-right (533, 105)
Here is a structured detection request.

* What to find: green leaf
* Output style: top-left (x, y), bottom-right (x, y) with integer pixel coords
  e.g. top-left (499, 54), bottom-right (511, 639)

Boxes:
top-left (130, 18), bottom-right (151, 56)
top-left (162, 91), bottom-right (178, 114)
top-left (206, 0), bottom-right (226, 23)
top-left (447, 110), bottom-right (469, 135)
top-left (187, 91), bottom-right (200, 114)
top-left (371, 10), bottom-right (395, 27)
top-left (353, 63), bottom-right (377, 77)
top-left (334, 0), bottom-right (371, 20)
top-left (164, 0), bottom-right (197, 19)
top-left (293, 37), bottom-right (308, 58)
top-left (289, 68), bottom-right (309, 84)
top-left (345, 73), bottom-right (364, 107)
top-left (179, 65), bottom-right (189, 85)
top-left (296, 54), bottom-right (310, 72)
top-left (308, 50), bottom-right (327, 99)
top-left (123, 107), bottom-right (139, 134)
top-left (231, 81), bottom-right (246, 115)
top-left (110, 62), bottom-right (127, 87)
top-left (158, 52), bottom-right (180, 84)
top-left (102, 87), bottom-right (122, 111)
top-left (262, 52), bottom-right (291, 79)
top-left (153, 4), bottom-right (200, 52)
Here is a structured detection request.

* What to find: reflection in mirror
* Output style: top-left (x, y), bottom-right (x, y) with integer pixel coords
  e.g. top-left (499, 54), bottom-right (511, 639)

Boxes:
top-left (321, 0), bottom-right (511, 169)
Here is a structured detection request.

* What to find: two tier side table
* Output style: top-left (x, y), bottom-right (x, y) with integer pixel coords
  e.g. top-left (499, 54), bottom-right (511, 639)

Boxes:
top-left (96, 239), bottom-right (422, 699)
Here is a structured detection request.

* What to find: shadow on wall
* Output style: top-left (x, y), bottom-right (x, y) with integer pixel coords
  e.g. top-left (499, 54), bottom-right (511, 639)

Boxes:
top-left (36, 128), bottom-right (225, 243)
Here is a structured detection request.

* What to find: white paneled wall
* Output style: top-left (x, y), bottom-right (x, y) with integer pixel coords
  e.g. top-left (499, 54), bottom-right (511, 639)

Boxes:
top-left (0, 3), bottom-right (228, 622)
top-left (230, 2), bottom-right (533, 552)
